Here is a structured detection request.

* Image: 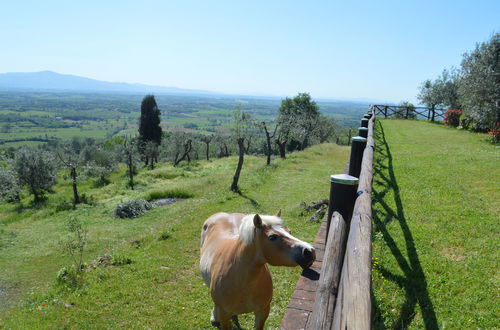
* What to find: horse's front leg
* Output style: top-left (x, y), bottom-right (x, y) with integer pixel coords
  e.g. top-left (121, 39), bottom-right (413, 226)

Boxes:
top-left (210, 306), bottom-right (220, 327)
top-left (254, 303), bottom-right (270, 330)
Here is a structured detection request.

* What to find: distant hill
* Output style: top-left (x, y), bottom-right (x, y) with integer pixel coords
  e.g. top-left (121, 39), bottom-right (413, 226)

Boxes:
top-left (0, 71), bottom-right (215, 95)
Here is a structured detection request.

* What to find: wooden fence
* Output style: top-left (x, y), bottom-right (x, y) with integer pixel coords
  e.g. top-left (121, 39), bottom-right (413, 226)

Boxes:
top-left (281, 109), bottom-right (376, 329)
top-left (372, 104), bottom-right (446, 121)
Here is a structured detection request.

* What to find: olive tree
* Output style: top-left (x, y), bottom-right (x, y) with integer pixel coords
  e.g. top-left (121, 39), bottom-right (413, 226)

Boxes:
top-left (230, 107), bottom-right (253, 192)
top-left (14, 148), bottom-right (56, 203)
top-left (458, 32), bottom-right (500, 131)
top-left (0, 156), bottom-right (20, 202)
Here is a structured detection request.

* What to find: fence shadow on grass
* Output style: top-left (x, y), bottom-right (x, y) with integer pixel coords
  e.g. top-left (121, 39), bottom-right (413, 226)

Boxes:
top-left (371, 121), bottom-right (438, 329)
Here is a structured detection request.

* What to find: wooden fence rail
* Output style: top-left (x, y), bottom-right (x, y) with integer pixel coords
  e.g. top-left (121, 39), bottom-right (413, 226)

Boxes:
top-left (372, 104), bottom-right (446, 121)
top-left (304, 109), bottom-right (375, 329)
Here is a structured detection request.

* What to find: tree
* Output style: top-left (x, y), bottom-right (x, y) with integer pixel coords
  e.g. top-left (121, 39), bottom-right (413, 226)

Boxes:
top-left (14, 148), bottom-right (56, 203)
top-left (81, 144), bottom-right (117, 186)
top-left (120, 137), bottom-right (139, 189)
top-left (258, 121), bottom-right (278, 166)
top-left (395, 101), bottom-right (417, 119)
top-left (57, 147), bottom-right (85, 206)
top-left (200, 134), bottom-right (214, 161)
top-left (277, 93), bottom-right (321, 152)
top-left (138, 95), bottom-right (162, 166)
top-left (0, 156), bottom-right (20, 202)
top-left (458, 32), bottom-right (500, 131)
top-left (230, 107), bottom-right (252, 192)
top-left (315, 115), bottom-right (341, 143)
top-left (168, 132), bottom-right (193, 166)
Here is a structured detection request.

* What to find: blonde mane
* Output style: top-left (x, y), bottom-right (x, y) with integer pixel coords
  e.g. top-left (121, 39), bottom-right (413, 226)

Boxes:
top-left (239, 214), bottom-right (283, 245)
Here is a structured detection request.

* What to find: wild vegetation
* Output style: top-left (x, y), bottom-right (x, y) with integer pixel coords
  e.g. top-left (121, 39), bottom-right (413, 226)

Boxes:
top-left (372, 120), bottom-right (499, 329)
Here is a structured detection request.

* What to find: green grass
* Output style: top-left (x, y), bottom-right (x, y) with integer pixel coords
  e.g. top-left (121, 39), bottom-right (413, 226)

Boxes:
top-left (143, 188), bottom-right (195, 201)
top-left (0, 143), bottom-right (349, 328)
top-left (372, 120), bottom-right (499, 329)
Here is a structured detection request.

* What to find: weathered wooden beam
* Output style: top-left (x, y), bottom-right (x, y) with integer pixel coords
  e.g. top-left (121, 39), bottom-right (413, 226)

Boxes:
top-left (332, 114), bottom-right (374, 330)
top-left (307, 212), bottom-right (348, 330)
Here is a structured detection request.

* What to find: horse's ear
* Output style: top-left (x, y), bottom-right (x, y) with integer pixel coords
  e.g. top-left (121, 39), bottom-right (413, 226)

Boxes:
top-left (275, 209), bottom-right (282, 217)
top-left (253, 214), bottom-right (263, 228)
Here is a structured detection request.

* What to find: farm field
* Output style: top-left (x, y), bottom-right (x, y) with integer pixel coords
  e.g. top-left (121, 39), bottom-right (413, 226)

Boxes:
top-left (0, 143), bottom-right (349, 328)
top-left (371, 120), bottom-right (499, 329)
top-left (0, 91), bottom-right (368, 148)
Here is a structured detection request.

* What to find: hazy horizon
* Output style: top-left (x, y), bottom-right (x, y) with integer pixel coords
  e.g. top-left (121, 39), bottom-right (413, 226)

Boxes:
top-left (1, 0), bottom-right (498, 102)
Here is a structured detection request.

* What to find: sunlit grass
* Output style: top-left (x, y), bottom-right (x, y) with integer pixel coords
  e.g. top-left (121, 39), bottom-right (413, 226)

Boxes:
top-left (0, 143), bottom-right (349, 328)
top-left (372, 120), bottom-right (499, 329)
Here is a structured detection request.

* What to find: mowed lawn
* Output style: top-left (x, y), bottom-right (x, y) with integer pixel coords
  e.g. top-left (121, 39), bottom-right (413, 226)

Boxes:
top-left (372, 120), bottom-right (499, 329)
top-left (0, 143), bottom-right (349, 329)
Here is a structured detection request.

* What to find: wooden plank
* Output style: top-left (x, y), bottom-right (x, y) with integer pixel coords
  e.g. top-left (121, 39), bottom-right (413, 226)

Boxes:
top-left (331, 114), bottom-right (374, 330)
top-left (307, 212), bottom-right (348, 330)
top-left (332, 194), bottom-right (372, 330)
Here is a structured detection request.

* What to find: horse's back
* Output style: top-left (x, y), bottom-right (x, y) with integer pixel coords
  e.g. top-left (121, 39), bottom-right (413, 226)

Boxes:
top-left (200, 212), bottom-right (245, 286)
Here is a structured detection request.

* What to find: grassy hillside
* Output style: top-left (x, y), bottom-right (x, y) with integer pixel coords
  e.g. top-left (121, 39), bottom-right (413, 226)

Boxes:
top-left (0, 143), bottom-right (349, 328)
top-left (372, 120), bottom-right (499, 329)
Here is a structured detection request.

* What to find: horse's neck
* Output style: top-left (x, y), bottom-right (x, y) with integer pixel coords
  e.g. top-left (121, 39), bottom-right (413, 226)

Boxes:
top-left (233, 240), bottom-right (266, 277)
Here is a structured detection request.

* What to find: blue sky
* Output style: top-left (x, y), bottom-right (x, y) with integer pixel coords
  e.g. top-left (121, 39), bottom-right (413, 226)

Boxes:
top-left (0, 0), bottom-right (498, 102)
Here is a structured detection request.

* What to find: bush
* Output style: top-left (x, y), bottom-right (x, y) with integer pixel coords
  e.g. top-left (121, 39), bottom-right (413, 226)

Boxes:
top-left (487, 122), bottom-right (500, 143)
top-left (444, 109), bottom-right (462, 127)
top-left (56, 266), bottom-right (83, 289)
top-left (95, 253), bottom-right (132, 266)
top-left (158, 231), bottom-right (171, 241)
top-left (115, 199), bottom-right (152, 218)
top-left (144, 189), bottom-right (194, 201)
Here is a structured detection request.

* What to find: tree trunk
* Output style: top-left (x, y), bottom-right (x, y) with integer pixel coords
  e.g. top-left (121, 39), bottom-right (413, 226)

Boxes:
top-left (266, 135), bottom-right (272, 165)
top-left (71, 167), bottom-right (80, 205)
top-left (128, 154), bottom-right (134, 189)
top-left (205, 142), bottom-right (210, 161)
top-left (230, 138), bottom-right (245, 192)
top-left (275, 139), bottom-right (287, 159)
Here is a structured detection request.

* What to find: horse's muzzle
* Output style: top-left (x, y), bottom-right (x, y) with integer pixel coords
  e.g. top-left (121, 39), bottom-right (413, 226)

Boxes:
top-left (296, 246), bottom-right (316, 269)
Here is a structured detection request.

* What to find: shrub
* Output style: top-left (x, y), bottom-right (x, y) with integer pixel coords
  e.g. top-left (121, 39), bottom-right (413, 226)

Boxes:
top-left (115, 199), bottom-right (152, 218)
top-left (487, 122), bottom-right (500, 143)
top-left (158, 231), bottom-right (171, 241)
top-left (144, 189), bottom-right (193, 201)
top-left (444, 109), bottom-right (462, 127)
top-left (56, 265), bottom-right (83, 289)
top-left (95, 253), bottom-right (132, 266)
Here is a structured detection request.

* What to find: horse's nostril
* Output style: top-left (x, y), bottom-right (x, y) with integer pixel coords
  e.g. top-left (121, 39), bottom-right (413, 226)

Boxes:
top-left (303, 248), bottom-right (312, 258)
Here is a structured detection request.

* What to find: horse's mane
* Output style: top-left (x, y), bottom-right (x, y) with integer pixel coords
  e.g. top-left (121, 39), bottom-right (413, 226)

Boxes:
top-left (239, 214), bottom-right (283, 245)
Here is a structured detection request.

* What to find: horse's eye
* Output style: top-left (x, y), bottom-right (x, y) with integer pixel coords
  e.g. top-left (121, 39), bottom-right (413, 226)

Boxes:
top-left (268, 234), bottom-right (279, 241)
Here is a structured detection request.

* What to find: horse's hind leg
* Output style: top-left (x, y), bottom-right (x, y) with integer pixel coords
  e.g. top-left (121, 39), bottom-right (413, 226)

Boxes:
top-left (254, 303), bottom-right (270, 330)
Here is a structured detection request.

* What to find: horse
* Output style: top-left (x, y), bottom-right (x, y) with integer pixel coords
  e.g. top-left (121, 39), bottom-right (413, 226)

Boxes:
top-left (200, 210), bottom-right (316, 330)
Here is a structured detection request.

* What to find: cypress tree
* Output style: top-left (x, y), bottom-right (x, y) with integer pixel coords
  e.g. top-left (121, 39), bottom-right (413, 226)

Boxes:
top-left (138, 95), bottom-right (162, 165)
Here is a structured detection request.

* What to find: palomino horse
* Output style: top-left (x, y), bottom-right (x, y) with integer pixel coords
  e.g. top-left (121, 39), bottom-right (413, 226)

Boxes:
top-left (200, 211), bottom-right (316, 329)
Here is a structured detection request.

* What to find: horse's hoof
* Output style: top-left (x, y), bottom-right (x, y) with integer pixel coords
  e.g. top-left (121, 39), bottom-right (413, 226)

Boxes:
top-left (211, 319), bottom-right (220, 327)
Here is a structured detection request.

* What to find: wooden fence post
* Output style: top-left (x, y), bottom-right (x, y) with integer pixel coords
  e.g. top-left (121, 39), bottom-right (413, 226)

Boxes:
top-left (361, 118), bottom-right (369, 128)
top-left (358, 127), bottom-right (368, 138)
top-left (348, 136), bottom-right (367, 178)
top-left (327, 174), bottom-right (358, 239)
top-left (384, 106), bottom-right (388, 118)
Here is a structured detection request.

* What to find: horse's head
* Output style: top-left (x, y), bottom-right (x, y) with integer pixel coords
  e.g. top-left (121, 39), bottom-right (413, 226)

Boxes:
top-left (244, 211), bottom-right (316, 269)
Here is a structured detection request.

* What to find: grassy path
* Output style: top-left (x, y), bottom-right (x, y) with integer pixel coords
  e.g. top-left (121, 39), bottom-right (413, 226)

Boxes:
top-left (372, 120), bottom-right (499, 329)
top-left (0, 143), bottom-right (349, 328)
